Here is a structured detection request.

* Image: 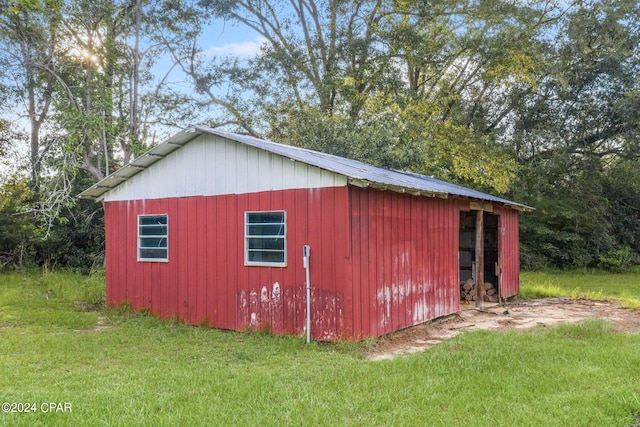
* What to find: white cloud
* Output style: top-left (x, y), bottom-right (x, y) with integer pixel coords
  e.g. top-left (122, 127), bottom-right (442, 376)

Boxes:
top-left (202, 37), bottom-right (267, 59)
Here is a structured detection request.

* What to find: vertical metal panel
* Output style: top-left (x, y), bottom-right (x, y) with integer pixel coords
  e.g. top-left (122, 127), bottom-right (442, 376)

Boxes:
top-left (115, 201), bottom-right (128, 307)
top-left (307, 188), bottom-right (324, 338)
top-left (103, 134), bottom-right (348, 202)
top-left (497, 207), bottom-right (520, 298)
top-left (104, 202), bottom-right (116, 307)
top-left (290, 187), bottom-right (308, 333)
top-left (235, 194), bottom-right (250, 329)
top-left (352, 190), bottom-right (364, 336)
top-left (166, 198), bottom-right (179, 319)
top-left (213, 195), bottom-right (229, 329)
top-left (348, 188), bottom-right (460, 337)
top-left (195, 196), bottom-right (207, 324)
top-left (374, 192), bottom-right (384, 337)
top-left (245, 145), bottom-right (261, 194)
top-left (186, 197), bottom-right (199, 324)
top-left (214, 138), bottom-right (230, 195)
top-left (321, 187), bottom-right (337, 337)
top-left (176, 198), bottom-right (188, 321)
top-left (420, 196), bottom-right (430, 322)
top-left (209, 195), bottom-right (223, 328)
top-left (123, 201), bottom-right (135, 307)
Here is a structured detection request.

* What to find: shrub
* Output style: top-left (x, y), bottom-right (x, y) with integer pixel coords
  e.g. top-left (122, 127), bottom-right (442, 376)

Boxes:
top-left (598, 247), bottom-right (634, 273)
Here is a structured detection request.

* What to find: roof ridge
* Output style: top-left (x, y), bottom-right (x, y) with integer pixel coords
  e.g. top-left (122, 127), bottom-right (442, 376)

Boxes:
top-left (79, 125), bottom-right (533, 211)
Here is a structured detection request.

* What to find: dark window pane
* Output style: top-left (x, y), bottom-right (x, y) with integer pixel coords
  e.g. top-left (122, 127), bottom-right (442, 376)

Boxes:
top-left (247, 250), bottom-right (285, 263)
top-left (139, 225), bottom-right (168, 236)
top-left (140, 237), bottom-right (167, 248)
top-left (248, 237), bottom-right (285, 251)
top-left (140, 248), bottom-right (167, 259)
top-left (247, 224), bottom-right (285, 236)
top-left (247, 212), bottom-right (284, 224)
top-left (139, 215), bottom-right (167, 226)
top-left (245, 211), bottom-right (285, 265)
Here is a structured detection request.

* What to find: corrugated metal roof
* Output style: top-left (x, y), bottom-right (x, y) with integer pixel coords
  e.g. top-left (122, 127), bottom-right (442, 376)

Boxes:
top-left (79, 125), bottom-right (532, 210)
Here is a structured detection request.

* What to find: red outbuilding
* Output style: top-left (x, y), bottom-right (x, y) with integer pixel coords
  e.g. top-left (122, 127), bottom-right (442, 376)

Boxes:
top-left (80, 126), bottom-right (531, 340)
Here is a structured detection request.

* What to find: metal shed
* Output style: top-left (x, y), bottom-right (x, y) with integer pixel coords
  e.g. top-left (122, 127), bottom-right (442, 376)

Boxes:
top-left (80, 126), bottom-right (531, 340)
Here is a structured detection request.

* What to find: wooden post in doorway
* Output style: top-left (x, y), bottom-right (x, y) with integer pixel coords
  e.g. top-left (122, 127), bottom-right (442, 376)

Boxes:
top-left (475, 209), bottom-right (484, 309)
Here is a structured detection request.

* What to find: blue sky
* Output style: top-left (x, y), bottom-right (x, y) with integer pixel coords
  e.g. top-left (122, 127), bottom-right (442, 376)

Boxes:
top-left (151, 19), bottom-right (265, 114)
top-left (199, 19), bottom-right (265, 59)
top-left (0, 16), bottom-right (270, 180)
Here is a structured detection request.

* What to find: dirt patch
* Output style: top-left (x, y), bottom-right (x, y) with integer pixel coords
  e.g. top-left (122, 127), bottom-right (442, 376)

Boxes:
top-left (367, 298), bottom-right (640, 361)
top-left (74, 316), bottom-right (114, 334)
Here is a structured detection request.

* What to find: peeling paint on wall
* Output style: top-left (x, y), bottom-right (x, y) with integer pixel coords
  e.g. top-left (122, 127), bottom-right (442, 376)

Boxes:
top-left (413, 299), bottom-right (426, 324)
top-left (235, 283), bottom-right (344, 340)
top-left (272, 282), bottom-right (281, 299)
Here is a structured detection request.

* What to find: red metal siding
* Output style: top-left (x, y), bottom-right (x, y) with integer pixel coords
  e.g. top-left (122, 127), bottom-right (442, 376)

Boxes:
top-left (348, 187), bottom-right (462, 338)
top-left (104, 186), bottom-right (521, 340)
top-left (496, 207), bottom-right (520, 298)
top-left (104, 186), bottom-right (350, 340)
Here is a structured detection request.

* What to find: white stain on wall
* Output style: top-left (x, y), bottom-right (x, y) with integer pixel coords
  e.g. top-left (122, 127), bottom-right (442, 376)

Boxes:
top-left (376, 282), bottom-right (415, 328)
top-left (272, 282), bottom-right (281, 299)
top-left (413, 299), bottom-right (426, 324)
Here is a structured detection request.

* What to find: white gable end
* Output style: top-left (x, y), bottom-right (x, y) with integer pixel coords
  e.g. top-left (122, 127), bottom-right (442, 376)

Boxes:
top-left (103, 133), bottom-right (347, 202)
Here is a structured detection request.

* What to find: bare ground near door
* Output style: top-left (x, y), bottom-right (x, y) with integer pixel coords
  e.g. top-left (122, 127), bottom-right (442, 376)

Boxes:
top-left (367, 298), bottom-right (640, 361)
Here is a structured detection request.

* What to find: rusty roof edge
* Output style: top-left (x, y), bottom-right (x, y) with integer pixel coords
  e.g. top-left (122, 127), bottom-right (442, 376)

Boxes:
top-left (350, 176), bottom-right (533, 211)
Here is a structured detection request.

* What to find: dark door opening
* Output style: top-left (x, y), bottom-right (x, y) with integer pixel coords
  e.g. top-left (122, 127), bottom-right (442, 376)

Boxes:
top-left (459, 211), bottom-right (500, 303)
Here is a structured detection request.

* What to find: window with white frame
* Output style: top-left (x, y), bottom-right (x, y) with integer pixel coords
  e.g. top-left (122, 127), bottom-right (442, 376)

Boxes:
top-left (245, 211), bottom-right (286, 266)
top-left (138, 214), bottom-right (168, 262)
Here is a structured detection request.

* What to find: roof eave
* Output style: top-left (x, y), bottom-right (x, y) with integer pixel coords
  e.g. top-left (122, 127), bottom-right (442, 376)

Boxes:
top-left (77, 127), bottom-right (203, 200)
top-left (347, 177), bottom-right (533, 211)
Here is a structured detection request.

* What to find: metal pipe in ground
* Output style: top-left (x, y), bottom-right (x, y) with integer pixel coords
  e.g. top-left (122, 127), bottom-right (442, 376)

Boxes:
top-left (303, 245), bottom-right (311, 344)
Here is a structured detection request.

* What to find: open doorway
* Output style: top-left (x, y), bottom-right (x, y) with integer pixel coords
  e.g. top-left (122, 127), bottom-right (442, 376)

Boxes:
top-left (459, 211), bottom-right (500, 303)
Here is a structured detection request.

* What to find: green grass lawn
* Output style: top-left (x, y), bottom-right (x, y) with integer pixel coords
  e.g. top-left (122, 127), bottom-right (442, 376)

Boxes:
top-left (1, 270), bottom-right (640, 426)
top-left (521, 269), bottom-right (640, 308)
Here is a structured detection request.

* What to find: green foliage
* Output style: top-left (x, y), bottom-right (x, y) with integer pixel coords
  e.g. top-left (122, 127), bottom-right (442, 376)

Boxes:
top-left (196, 0), bottom-right (551, 194)
top-left (398, 98), bottom-right (519, 193)
top-left (598, 247), bottom-right (635, 272)
top-left (0, 177), bottom-right (36, 269)
top-left (267, 106), bottom-right (408, 170)
top-left (511, 0), bottom-right (640, 269)
top-left (517, 157), bottom-right (640, 270)
top-left (0, 0), bottom-right (203, 271)
top-left (0, 174), bottom-right (104, 272)
top-left (2, 271), bottom-right (640, 425)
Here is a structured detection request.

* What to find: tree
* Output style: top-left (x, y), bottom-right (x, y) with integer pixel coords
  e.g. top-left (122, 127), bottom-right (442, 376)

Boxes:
top-left (187, 0), bottom-right (398, 135)
top-left (384, 0), bottom-right (565, 192)
top-left (0, 0), bottom-right (206, 270)
top-left (187, 0), bottom-right (564, 191)
top-left (512, 0), bottom-right (640, 268)
top-left (0, 0), bottom-right (61, 191)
